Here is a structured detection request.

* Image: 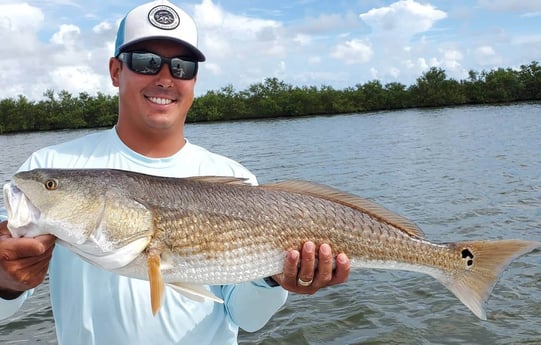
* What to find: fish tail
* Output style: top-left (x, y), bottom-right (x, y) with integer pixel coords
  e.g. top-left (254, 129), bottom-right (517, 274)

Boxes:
top-left (435, 240), bottom-right (539, 320)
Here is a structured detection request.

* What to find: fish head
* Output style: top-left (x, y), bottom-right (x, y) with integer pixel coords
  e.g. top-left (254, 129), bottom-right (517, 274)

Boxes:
top-left (4, 169), bottom-right (155, 271)
top-left (4, 169), bottom-right (107, 245)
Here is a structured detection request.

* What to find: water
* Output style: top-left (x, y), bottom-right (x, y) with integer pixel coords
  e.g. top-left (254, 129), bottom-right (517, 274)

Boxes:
top-left (1, 104), bottom-right (540, 344)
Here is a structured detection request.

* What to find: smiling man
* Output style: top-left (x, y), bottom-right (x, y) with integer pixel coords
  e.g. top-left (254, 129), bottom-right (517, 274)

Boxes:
top-left (0, 1), bottom-right (350, 344)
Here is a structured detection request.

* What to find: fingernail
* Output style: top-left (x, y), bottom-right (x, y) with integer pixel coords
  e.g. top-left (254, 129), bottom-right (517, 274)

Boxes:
top-left (320, 244), bottom-right (331, 255)
top-left (289, 251), bottom-right (299, 261)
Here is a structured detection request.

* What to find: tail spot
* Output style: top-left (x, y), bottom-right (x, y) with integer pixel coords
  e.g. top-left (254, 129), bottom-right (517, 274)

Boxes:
top-left (461, 248), bottom-right (475, 267)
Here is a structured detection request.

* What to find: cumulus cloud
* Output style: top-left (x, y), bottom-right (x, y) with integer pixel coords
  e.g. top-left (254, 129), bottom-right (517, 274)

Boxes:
top-left (474, 45), bottom-right (503, 66)
top-left (0, 0), bottom-right (539, 100)
top-left (360, 0), bottom-right (447, 38)
top-left (331, 39), bottom-right (373, 64)
top-left (193, 0), bottom-right (285, 72)
top-left (296, 13), bottom-right (349, 35)
top-left (49, 65), bottom-right (102, 94)
top-left (0, 2), bottom-right (115, 99)
top-left (0, 3), bottom-right (44, 53)
top-left (0, 3), bottom-right (44, 31)
top-left (352, 0), bottom-right (449, 82)
top-left (50, 24), bottom-right (81, 46)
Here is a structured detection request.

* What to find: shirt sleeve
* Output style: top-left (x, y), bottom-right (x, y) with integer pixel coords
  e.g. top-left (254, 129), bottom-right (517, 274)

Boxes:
top-left (0, 290), bottom-right (34, 320)
top-left (221, 280), bottom-right (288, 332)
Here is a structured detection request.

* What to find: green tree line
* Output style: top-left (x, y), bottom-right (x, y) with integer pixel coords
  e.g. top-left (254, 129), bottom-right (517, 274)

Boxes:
top-left (1, 61), bottom-right (540, 134)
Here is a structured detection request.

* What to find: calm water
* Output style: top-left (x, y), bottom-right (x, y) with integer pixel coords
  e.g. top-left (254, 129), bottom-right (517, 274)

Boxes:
top-left (0, 104), bottom-right (540, 344)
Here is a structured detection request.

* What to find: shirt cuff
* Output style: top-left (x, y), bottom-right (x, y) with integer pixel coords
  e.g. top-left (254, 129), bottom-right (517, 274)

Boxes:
top-left (0, 290), bottom-right (32, 320)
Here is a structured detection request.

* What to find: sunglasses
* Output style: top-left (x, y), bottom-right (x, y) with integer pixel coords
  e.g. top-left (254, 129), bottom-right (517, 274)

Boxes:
top-left (117, 51), bottom-right (198, 80)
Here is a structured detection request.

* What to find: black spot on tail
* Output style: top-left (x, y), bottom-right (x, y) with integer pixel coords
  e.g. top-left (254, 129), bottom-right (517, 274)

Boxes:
top-left (462, 248), bottom-right (475, 266)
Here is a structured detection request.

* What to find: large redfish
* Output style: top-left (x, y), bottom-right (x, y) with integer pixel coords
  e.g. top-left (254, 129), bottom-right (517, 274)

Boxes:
top-left (3, 168), bottom-right (539, 318)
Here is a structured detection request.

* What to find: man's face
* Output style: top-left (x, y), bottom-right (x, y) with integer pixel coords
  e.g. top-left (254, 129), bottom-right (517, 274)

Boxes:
top-left (110, 39), bottom-right (197, 136)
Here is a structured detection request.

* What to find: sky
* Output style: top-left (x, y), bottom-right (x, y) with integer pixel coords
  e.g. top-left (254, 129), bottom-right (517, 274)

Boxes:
top-left (1, 0), bottom-right (540, 100)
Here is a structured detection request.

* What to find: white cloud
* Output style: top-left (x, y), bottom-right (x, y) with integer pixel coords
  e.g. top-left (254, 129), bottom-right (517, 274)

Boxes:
top-left (294, 33), bottom-right (312, 46)
top-left (474, 45), bottom-right (503, 66)
top-left (0, 3), bottom-right (44, 53)
top-left (441, 48), bottom-right (463, 68)
top-left (49, 65), bottom-right (112, 97)
top-left (350, 1), bottom-right (448, 83)
top-left (332, 39), bottom-right (373, 64)
top-left (476, 45), bottom-right (496, 57)
top-left (370, 67), bottom-right (379, 80)
top-left (193, 0), bottom-right (285, 64)
top-left (296, 13), bottom-right (348, 35)
top-left (360, 0), bottom-right (447, 37)
top-left (50, 24), bottom-right (80, 46)
top-left (388, 67), bottom-right (401, 78)
top-left (0, 0), bottom-right (539, 101)
top-left (308, 56), bottom-right (322, 65)
top-left (93, 21), bottom-right (112, 34)
top-left (0, 3), bottom-right (44, 32)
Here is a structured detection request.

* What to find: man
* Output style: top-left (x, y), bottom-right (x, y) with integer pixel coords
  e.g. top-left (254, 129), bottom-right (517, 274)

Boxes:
top-left (0, 1), bottom-right (350, 344)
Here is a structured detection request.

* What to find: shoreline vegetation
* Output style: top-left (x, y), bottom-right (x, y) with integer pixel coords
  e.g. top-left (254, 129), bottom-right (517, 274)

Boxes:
top-left (1, 62), bottom-right (540, 135)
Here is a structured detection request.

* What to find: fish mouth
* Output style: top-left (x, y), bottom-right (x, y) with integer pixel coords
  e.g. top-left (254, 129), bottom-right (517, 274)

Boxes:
top-left (3, 182), bottom-right (42, 238)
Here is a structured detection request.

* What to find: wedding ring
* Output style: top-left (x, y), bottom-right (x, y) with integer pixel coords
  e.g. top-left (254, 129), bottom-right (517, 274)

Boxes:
top-left (297, 277), bottom-right (313, 287)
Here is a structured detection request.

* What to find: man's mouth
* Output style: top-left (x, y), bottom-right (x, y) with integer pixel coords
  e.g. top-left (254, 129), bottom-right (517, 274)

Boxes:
top-left (146, 96), bottom-right (176, 105)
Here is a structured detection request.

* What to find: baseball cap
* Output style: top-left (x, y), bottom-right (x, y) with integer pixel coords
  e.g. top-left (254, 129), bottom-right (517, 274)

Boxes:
top-left (114, 0), bottom-right (205, 61)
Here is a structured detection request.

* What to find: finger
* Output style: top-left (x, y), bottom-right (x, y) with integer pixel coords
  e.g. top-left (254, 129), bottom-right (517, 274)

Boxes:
top-left (10, 244), bottom-right (54, 270)
top-left (34, 235), bottom-right (56, 251)
top-left (297, 241), bottom-right (316, 285)
top-left (1, 236), bottom-right (55, 260)
top-left (1, 246), bottom-right (54, 290)
top-left (312, 244), bottom-right (333, 288)
top-left (0, 221), bottom-right (11, 238)
top-left (273, 249), bottom-right (300, 289)
top-left (329, 253), bottom-right (351, 285)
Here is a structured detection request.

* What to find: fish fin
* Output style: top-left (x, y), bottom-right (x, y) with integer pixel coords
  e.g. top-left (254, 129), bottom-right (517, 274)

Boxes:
top-left (185, 176), bottom-right (251, 186)
top-left (167, 282), bottom-right (224, 304)
top-left (147, 254), bottom-right (164, 315)
top-left (435, 240), bottom-right (540, 320)
top-left (262, 180), bottom-right (425, 238)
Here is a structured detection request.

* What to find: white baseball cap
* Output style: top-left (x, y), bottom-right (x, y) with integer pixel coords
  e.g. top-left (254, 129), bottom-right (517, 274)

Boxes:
top-left (114, 0), bottom-right (205, 61)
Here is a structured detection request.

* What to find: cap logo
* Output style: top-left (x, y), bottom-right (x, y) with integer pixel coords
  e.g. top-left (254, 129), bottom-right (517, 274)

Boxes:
top-left (148, 5), bottom-right (180, 30)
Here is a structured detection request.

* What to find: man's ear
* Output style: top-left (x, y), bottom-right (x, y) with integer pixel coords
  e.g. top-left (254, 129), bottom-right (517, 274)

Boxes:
top-left (109, 57), bottom-right (121, 87)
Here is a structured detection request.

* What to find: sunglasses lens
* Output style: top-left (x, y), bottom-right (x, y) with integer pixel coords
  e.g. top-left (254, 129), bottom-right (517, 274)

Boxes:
top-left (120, 52), bottom-right (197, 79)
top-left (130, 52), bottom-right (162, 75)
top-left (170, 58), bottom-right (197, 80)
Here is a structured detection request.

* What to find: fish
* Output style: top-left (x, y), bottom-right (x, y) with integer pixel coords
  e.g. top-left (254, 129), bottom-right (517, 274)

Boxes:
top-left (2, 168), bottom-right (539, 319)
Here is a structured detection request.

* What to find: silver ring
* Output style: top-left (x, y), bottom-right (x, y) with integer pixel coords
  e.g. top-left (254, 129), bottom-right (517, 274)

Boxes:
top-left (297, 278), bottom-right (313, 287)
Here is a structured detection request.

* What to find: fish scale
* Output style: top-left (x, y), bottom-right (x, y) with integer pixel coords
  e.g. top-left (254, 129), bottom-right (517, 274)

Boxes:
top-left (3, 168), bottom-right (539, 319)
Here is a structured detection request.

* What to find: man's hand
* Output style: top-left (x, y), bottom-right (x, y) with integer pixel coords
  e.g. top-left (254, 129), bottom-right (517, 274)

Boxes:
top-left (0, 221), bottom-right (55, 299)
top-left (272, 241), bottom-right (350, 294)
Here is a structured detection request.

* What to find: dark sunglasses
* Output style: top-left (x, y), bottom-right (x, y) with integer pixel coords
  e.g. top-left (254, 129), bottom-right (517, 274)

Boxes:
top-left (117, 51), bottom-right (198, 80)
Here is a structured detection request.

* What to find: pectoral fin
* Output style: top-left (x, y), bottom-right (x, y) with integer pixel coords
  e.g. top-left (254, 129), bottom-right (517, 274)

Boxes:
top-left (167, 282), bottom-right (224, 304)
top-left (147, 254), bottom-right (164, 315)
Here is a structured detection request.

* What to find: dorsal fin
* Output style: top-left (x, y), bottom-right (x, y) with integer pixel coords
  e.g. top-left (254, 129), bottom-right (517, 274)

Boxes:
top-left (261, 180), bottom-right (425, 238)
top-left (185, 176), bottom-right (251, 186)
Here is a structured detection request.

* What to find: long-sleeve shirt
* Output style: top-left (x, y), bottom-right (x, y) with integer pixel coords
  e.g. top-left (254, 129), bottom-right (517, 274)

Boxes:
top-left (0, 127), bottom-right (288, 344)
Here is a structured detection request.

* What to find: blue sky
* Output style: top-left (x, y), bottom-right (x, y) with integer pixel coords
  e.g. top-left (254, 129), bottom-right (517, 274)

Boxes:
top-left (1, 0), bottom-right (540, 100)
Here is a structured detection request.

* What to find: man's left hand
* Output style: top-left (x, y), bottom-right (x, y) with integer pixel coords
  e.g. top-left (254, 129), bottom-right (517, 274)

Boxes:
top-left (272, 241), bottom-right (350, 294)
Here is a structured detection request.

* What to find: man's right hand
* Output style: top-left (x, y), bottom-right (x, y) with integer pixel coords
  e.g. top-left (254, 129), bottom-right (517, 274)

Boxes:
top-left (0, 221), bottom-right (55, 299)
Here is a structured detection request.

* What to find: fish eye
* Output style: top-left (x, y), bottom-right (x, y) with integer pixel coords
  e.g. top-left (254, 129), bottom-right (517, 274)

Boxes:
top-left (45, 179), bottom-right (58, 190)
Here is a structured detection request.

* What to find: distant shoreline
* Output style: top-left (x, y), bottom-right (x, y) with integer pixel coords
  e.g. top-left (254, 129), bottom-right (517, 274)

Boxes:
top-left (1, 62), bottom-right (540, 134)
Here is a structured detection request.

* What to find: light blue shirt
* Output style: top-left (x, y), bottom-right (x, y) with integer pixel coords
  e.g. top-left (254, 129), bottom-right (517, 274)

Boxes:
top-left (0, 128), bottom-right (288, 344)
